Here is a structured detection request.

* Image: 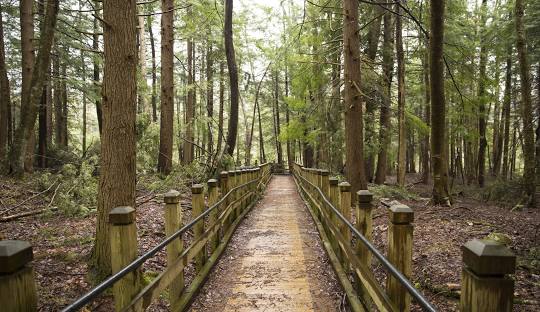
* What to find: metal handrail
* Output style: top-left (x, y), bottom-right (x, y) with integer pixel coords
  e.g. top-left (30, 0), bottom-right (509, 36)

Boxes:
top-left (62, 176), bottom-right (263, 312)
top-left (294, 168), bottom-right (437, 312)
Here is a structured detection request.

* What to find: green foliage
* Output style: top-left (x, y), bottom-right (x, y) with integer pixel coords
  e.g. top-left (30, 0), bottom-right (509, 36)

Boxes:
top-left (369, 184), bottom-right (420, 202)
top-left (480, 177), bottom-right (528, 207)
top-left (136, 113), bottom-right (160, 173)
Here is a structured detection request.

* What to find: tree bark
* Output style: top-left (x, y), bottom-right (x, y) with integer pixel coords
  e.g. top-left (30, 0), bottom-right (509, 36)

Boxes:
top-left (183, 12), bottom-right (194, 164)
top-left (421, 39), bottom-right (431, 184)
top-left (92, 0), bottom-right (138, 277)
top-left (343, 0), bottom-right (367, 193)
top-left (375, 10), bottom-right (394, 185)
top-left (147, 16), bottom-right (157, 123)
top-left (137, 14), bottom-right (148, 114)
top-left (10, 0), bottom-right (59, 175)
top-left (430, 0), bottom-right (450, 205)
top-left (274, 72), bottom-right (283, 166)
top-left (217, 61), bottom-right (224, 156)
top-left (157, 0), bottom-right (174, 174)
top-left (20, 0), bottom-right (35, 173)
top-left (396, 2), bottom-right (406, 187)
top-left (93, 16), bottom-right (103, 135)
top-left (224, 0), bottom-right (239, 157)
top-left (514, 0), bottom-right (536, 206)
top-left (501, 44), bottom-right (512, 179)
top-left (477, 0), bottom-right (488, 187)
top-left (206, 39), bottom-right (214, 164)
top-left (0, 4), bottom-right (10, 164)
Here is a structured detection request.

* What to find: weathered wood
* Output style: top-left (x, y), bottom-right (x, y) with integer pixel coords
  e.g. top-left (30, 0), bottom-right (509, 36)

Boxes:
top-left (109, 207), bottom-right (141, 312)
top-left (460, 239), bottom-right (516, 312)
top-left (339, 182), bottom-right (352, 270)
top-left (207, 179), bottom-right (219, 252)
top-left (0, 240), bottom-right (37, 312)
top-left (328, 177), bottom-right (339, 256)
top-left (220, 171), bottom-right (229, 233)
top-left (356, 189), bottom-right (373, 303)
top-left (191, 184), bottom-right (205, 273)
top-left (163, 190), bottom-right (184, 310)
top-left (386, 204), bottom-right (413, 311)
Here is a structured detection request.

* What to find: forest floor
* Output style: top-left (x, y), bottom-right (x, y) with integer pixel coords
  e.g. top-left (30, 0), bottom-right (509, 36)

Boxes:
top-left (0, 172), bottom-right (539, 311)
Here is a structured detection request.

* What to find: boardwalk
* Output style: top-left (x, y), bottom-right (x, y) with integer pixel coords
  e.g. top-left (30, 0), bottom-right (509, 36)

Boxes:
top-left (190, 175), bottom-right (342, 311)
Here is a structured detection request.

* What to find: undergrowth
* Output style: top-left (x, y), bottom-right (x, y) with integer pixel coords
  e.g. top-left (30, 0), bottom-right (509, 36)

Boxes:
top-left (369, 183), bottom-right (420, 202)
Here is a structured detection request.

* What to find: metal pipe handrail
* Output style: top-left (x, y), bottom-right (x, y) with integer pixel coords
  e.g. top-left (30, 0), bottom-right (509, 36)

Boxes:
top-left (62, 176), bottom-right (263, 312)
top-left (294, 169), bottom-right (437, 312)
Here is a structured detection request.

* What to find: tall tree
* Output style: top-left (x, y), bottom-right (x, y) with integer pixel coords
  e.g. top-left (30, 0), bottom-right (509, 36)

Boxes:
top-left (501, 44), bottom-right (512, 179)
top-left (343, 0), bottom-right (367, 193)
top-left (93, 16), bottom-right (103, 135)
top-left (0, 4), bottom-right (10, 164)
top-left (10, 0), bottom-right (59, 175)
top-left (375, 10), bottom-right (394, 184)
top-left (157, 0), bottom-right (174, 174)
top-left (224, 0), bottom-right (239, 156)
top-left (396, 2), bottom-right (406, 187)
top-left (514, 0), bottom-right (536, 206)
top-left (430, 0), bottom-right (450, 205)
top-left (183, 7), bottom-right (195, 164)
top-left (147, 16), bottom-right (157, 123)
top-left (92, 0), bottom-right (137, 276)
top-left (206, 39), bottom-right (214, 163)
top-left (477, 0), bottom-right (488, 187)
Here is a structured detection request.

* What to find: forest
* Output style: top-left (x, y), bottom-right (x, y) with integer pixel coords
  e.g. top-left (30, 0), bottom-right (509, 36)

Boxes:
top-left (0, 0), bottom-right (539, 311)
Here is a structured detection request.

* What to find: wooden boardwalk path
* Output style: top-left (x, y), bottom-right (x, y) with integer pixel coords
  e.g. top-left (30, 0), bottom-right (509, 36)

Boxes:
top-left (190, 175), bottom-right (342, 311)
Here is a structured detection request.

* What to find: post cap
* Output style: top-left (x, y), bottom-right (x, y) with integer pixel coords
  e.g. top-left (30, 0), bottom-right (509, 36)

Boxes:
top-left (329, 177), bottom-right (339, 186)
top-left (228, 171), bottom-right (235, 176)
top-left (192, 184), bottom-right (204, 194)
top-left (109, 206), bottom-right (136, 225)
top-left (357, 190), bottom-right (373, 203)
top-left (339, 182), bottom-right (351, 192)
top-left (320, 170), bottom-right (330, 176)
top-left (462, 239), bottom-right (516, 276)
top-left (208, 179), bottom-right (218, 187)
top-left (389, 204), bottom-right (414, 224)
top-left (163, 190), bottom-right (181, 204)
top-left (220, 171), bottom-right (228, 178)
top-left (0, 240), bottom-right (33, 274)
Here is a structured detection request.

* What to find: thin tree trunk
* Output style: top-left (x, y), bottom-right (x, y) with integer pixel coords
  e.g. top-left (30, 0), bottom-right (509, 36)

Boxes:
top-left (216, 61), bottom-right (224, 156)
top-left (137, 14), bottom-right (148, 114)
top-left (20, 0), bottom-right (35, 173)
top-left (206, 39), bottom-right (214, 164)
top-left (93, 16), bottom-right (103, 135)
top-left (10, 0), bottom-right (58, 175)
top-left (81, 50), bottom-right (87, 153)
top-left (396, 2), bottom-right (406, 187)
top-left (430, 0), bottom-right (450, 205)
top-left (477, 0), bottom-right (488, 187)
top-left (148, 16), bottom-right (157, 123)
top-left (515, 0), bottom-right (536, 206)
top-left (61, 61), bottom-right (68, 147)
top-left (274, 72), bottom-right (283, 166)
top-left (492, 56), bottom-right (503, 176)
top-left (157, 0), bottom-right (174, 174)
top-left (183, 15), bottom-right (194, 164)
top-left (421, 40), bottom-right (431, 184)
top-left (38, 87), bottom-right (48, 168)
top-left (375, 10), bottom-right (394, 185)
top-left (501, 44), bottom-right (512, 179)
top-left (257, 87), bottom-right (266, 163)
top-left (0, 4), bottom-right (10, 164)
top-left (343, 0), bottom-right (367, 193)
top-left (92, 0), bottom-right (137, 277)
top-left (224, 0), bottom-right (239, 157)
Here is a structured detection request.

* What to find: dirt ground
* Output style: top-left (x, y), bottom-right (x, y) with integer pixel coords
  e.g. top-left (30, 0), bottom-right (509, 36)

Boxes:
top-left (1, 173), bottom-right (539, 311)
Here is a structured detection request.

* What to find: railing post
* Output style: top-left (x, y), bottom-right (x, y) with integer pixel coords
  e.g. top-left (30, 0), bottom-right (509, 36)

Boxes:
top-left (191, 184), bottom-right (205, 272)
top-left (228, 170), bottom-right (236, 224)
top-left (207, 179), bottom-right (219, 252)
top-left (356, 190), bottom-right (373, 302)
top-left (163, 190), bottom-right (184, 309)
top-left (320, 170), bottom-right (330, 230)
top-left (220, 171), bottom-right (229, 233)
top-left (460, 239), bottom-right (516, 311)
top-left (339, 182), bottom-right (351, 270)
top-left (109, 206), bottom-right (140, 311)
top-left (387, 204), bottom-right (413, 311)
top-left (328, 177), bottom-right (339, 255)
top-left (241, 169), bottom-right (248, 211)
top-left (0, 240), bottom-right (37, 311)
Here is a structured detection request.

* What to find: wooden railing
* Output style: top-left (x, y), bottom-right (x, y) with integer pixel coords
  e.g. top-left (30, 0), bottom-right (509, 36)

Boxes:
top-left (0, 163), bottom-right (272, 312)
top-left (291, 163), bottom-right (516, 312)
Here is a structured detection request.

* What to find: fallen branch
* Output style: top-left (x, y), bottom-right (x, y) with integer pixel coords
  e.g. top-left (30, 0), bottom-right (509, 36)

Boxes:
top-left (0, 179), bottom-right (59, 216)
top-left (0, 207), bottom-right (59, 222)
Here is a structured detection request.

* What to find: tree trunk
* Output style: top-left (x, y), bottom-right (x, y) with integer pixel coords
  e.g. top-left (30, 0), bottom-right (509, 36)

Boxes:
top-left (93, 16), bottom-right (103, 135)
top-left (536, 63), bottom-right (540, 184)
top-left (10, 0), bottom-right (58, 175)
top-left (217, 61), bottom-right (224, 156)
top-left (421, 40), bottom-right (431, 184)
top-left (274, 72), bottom-right (283, 166)
top-left (206, 39), bottom-right (214, 164)
top-left (514, 0), bottom-right (536, 206)
top-left (343, 0), bottom-right (367, 193)
top-left (183, 16), bottom-right (194, 164)
top-left (477, 0), bottom-right (488, 187)
top-left (81, 50), bottom-right (87, 153)
top-left (147, 16), bottom-right (157, 123)
top-left (224, 0), bottom-right (239, 157)
top-left (0, 4), bottom-right (10, 164)
top-left (501, 44), bottom-right (512, 180)
top-left (396, 3), bottom-right (406, 187)
top-left (375, 10), bottom-right (394, 185)
top-left (38, 87), bottom-right (48, 168)
top-left (157, 0), bottom-right (174, 174)
top-left (137, 14), bottom-right (148, 114)
top-left (430, 0), bottom-right (450, 205)
top-left (492, 56), bottom-right (503, 177)
top-left (61, 62), bottom-right (68, 147)
top-left (92, 0), bottom-right (137, 277)
top-left (20, 0), bottom-right (35, 173)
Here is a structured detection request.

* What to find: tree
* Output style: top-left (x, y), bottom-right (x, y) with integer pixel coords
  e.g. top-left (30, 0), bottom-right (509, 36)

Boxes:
top-left (477, 0), bottom-right (488, 187)
top-left (224, 0), bottom-right (239, 157)
top-left (157, 0), bottom-right (174, 174)
top-left (514, 0), bottom-right (536, 207)
top-left (92, 0), bottom-right (137, 276)
top-left (396, 2), bottom-right (406, 187)
top-left (343, 0), bottom-right (366, 193)
top-left (10, 0), bottom-right (59, 175)
top-left (0, 4), bottom-right (10, 164)
top-left (430, 0), bottom-right (450, 205)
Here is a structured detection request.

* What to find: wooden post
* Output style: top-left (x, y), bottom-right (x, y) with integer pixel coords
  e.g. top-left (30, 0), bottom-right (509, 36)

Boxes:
top-left (460, 239), bottom-right (516, 312)
top-left (339, 182), bottom-right (351, 269)
top-left (320, 170), bottom-right (330, 230)
top-left (387, 204), bottom-right (413, 311)
top-left (356, 189), bottom-right (373, 302)
top-left (228, 170), bottom-right (236, 224)
top-left (109, 206), bottom-right (140, 311)
top-left (220, 171), bottom-right (229, 233)
top-left (207, 179), bottom-right (219, 253)
top-left (241, 169), bottom-right (247, 211)
top-left (0, 240), bottom-right (37, 311)
top-left (191, 184), bottom-right (205, 272)
top-left (163, 190), bottom-right (184, 309)
top-left (328, 177), bottom-right (339, 255)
